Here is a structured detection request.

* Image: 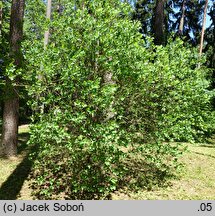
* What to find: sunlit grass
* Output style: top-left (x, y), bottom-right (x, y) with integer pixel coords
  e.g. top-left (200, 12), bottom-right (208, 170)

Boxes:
top-left (18, 124), bottom-right (30, 134)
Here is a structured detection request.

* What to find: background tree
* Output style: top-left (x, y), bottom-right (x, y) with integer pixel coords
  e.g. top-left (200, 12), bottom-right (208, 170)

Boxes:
top-left (204, 2), bottom-right (215, 105)
top-left (0, 1), bottom-right (2, 35)
top-left (178, 0), bottom-right (186, 35)
top-left (1, 0), bottom-right (25, 157)
top-left (153, 0), bottom-right (166, 45)
top-left (133, 0), bottom-right (205, 45)
top-left (199, 0), bottom-right (208, 56)
top-left (133, 0), bottom-right (169, 44)
top-left (170, 0), bottom-right (204, 44)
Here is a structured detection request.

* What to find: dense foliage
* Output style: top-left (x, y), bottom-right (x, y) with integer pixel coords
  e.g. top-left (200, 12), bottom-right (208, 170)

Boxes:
top-left (21, 0), bottom-right (215, 199)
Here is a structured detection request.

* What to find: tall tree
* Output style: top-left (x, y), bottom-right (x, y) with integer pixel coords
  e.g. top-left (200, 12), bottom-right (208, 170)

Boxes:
top-left (204, 2), bottom-right (215, 96)
top-left (170, 0), bottom-right (204, 45)
top-left (0, 1), bottom-right (2, 36)
top-left (199, 0), bottom-right (208, 56)
top-left (153, 0), bottom-right (166, 45)
top-left (178, 0), bottom-right (186, 35)
top-left (1, 0), bottom-right (25, 157)
top-left (207, 2), bottom-right (215, 69)
top-left (133, 0), bottom-right (205, 45)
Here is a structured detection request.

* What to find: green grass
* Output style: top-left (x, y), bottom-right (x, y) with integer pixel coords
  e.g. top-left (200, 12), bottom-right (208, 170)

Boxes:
top-left (0, 126), bottom-right (215, 200)
top-left (112, 143), bottom-right (215, 200)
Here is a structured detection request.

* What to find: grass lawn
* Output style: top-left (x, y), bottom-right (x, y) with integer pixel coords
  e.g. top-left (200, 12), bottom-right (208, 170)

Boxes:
top-left (0, 125), bottom-right (215, 200)
top-left (0, 125), bottom-right (33, 199)
top-left (112, 143), bottom-right (215, 200)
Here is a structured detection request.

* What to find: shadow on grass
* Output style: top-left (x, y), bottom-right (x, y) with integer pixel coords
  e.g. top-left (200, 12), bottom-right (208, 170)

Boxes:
top-left (0, 154), bottom-right (31, 199)
top-left (117, 157), bottom-right (174, 194)
top-left (192, 151), bottom-right (215, 159)
top-left (0, 134), bottom-right (36, 200)
top-left (198, 144), bottom-right (215, 149)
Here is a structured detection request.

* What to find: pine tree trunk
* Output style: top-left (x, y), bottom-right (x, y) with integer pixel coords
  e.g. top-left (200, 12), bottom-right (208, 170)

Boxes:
top-left (0, 1), bottom-right (2, 36)
top-left (2, 83), bottom-right (19, 156)
top-left (2, 0), bottom-right (25, 157)
top-left (199, 0), bottom-right (208, 56)
top-left (153, 0), bottom-right (166, 45)
top-left (179, 0), bottom-right (186, 35)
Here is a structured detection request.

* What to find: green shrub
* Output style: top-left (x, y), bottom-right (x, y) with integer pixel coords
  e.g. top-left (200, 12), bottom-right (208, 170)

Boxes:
top-left (25, 0), bottom-right (213, 199)
top-left (121, 39), bottom-right (215, 143)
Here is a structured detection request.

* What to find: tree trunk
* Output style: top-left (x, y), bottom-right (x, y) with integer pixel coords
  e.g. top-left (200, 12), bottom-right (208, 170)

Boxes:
top-left (153, 0), bottom-right (166, 45)
top-left (0, 1), bottom-right (2, 36)
top-left (44, 0), bottom-right (52, 49)
top-left (179, 0), bottom-right (186, 35)
top-left (199, 0), bottom-right (208, 56)
top-left (1, 0), bottom-right (25, 157)
top-left (2, 83), bottom-right (19, 156)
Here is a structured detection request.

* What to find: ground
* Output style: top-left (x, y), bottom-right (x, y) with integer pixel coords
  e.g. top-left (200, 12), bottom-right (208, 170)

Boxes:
top-left (0, 125), bottom-right (215, 200)
top-left (112, 143), bottom-right (215, 200)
